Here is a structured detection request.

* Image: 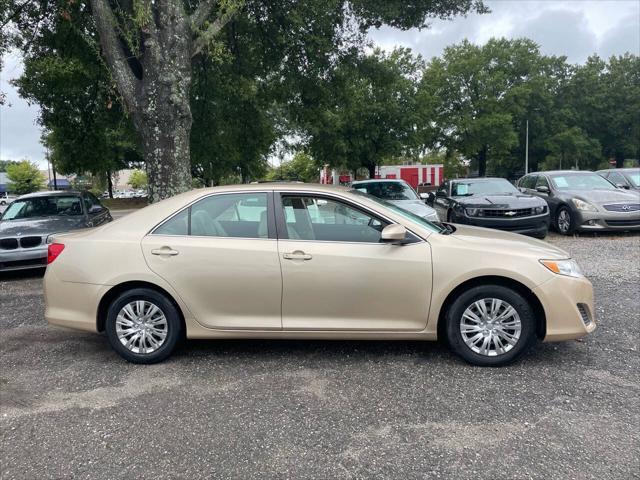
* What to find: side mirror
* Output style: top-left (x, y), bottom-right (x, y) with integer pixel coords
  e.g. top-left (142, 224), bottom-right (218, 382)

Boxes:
top-left (419, 193), bottom-right (429, 201)
top-left (89, 204), bottom-right (105, 214)
top-left (381, 224), bottom-right (407, 244)
top-left (535, 185), bottom-right (550, 193)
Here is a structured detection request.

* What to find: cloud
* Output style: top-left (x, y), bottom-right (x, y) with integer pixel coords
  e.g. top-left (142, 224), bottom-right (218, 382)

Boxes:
top-left (598, 13), bottom-right (640, 59)
top-left (0, 52), bottom-right (45, 164)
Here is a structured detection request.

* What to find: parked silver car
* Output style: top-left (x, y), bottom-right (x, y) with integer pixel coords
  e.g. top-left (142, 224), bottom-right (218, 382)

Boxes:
top-left (351, 179), bottom-right (439, 222)
top-left (0, 191), bottom-right (112, 271)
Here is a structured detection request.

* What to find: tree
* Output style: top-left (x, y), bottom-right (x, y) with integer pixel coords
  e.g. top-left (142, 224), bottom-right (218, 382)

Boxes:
top-left (302, 48), bottom-right (425, 178)
top-left (128, 169), bottom-right (148, 189)
top-left (420, 38), bottom-right (567, 177)
top-left (542, 127), bottom-right (601, 170)
top-left (8, 0), bottom-right (487, 201)
top-left (6, 160), bottom-right (46, 194)
top-left (0, 160), bottom-right (19, 172)
top-left (265, 152), bottom-right (318, 183)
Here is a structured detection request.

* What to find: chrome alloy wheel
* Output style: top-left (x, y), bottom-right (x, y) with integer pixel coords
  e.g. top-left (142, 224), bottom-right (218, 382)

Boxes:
top-left (460, 298), bottom-right (522, 357)
top-left (115, 300), bottom-right (168, 354)
top-left (557, 209), bottom-right (571, 234)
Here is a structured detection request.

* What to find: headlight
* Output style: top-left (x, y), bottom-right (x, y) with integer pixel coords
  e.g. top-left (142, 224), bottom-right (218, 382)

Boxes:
top-left (533, 205), bottom-right (547, 215)
top-left (540, 259), bottom-right (584, 278)
top-left (572, 198), bottom-right (597, 212)
top-left (465, 208), bottom-right (484, 217)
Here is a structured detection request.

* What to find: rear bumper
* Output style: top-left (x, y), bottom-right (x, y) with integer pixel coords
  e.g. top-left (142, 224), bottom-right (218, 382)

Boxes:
top-left (0, 246), bottom-right (47, 271)
top-left (44, 267), bottom-right (103, 332)
top-left (533, 274), bottom-right (596, 341)
top-left (458, 214), bottom-right (550, 237)
top-left (574, 211), bottom-right (640, 231)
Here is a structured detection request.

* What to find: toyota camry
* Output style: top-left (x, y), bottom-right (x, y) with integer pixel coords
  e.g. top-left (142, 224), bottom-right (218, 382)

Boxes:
top-left (44, 183), bottom-right (596, 366)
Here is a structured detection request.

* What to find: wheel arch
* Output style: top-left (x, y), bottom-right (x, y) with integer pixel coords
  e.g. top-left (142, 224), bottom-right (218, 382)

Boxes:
top-left (436, 275), bottom-right (546, 341)
top-left (97, 280), bottom-right (186, 335)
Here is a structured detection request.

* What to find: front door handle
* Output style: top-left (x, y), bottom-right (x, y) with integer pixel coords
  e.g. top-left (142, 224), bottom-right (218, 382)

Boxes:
top-left (283, 250), bottom-right (312, 260)
top-left (151, 247), bottom-right (179, 256)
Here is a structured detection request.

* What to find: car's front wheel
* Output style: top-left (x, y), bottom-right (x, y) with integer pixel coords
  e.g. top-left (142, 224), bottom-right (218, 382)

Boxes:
top-left (105, 288), bottom-right (182, 364)
top-left (556, 206), bottom-right (574, 235)
top-left (445, 285), bottom-right (536, 366)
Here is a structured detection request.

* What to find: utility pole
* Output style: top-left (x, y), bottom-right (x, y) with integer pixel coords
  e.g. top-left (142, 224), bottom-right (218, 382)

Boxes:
top-left (525, 119), bottom-right (529, 174)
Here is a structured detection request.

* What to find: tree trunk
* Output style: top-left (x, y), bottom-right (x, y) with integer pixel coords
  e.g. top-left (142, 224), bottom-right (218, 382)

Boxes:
top-left (367, 163), bottom-right (376, 179)
top-left (615, 151), bottom-right (625, 169)
top-left (477, 146), bottom-right (487, 177)
top-left (106, 169), bottom-right (114, 198)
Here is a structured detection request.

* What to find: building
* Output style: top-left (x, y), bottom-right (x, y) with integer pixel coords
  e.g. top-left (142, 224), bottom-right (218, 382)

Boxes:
top-left (319, 164), bottom-right (444, 189)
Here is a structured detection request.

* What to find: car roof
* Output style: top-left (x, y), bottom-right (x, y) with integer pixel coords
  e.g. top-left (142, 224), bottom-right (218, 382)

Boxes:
top-left (17, 190), bottom-right (83, 199)
top-left (450, 177), bottom-right (508, 182)
top-left (351, 179), bottom-right (409, 184)
top-left (526, 170), bottom-right (594, 176)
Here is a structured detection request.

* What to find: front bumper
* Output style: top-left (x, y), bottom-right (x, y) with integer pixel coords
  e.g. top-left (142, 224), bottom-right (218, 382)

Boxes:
top-left (533, 274), bottom-right (596, 341)
top-left (574, 210), bottom-right (640, 231)
top-left (0, 245), bottom-right (47, 271)
top-left (457, 213), bottom-right (550, 237)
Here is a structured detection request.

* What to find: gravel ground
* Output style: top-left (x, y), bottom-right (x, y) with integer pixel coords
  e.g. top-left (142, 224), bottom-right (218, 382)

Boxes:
top-left (1, 232), bottom-right (639, 479)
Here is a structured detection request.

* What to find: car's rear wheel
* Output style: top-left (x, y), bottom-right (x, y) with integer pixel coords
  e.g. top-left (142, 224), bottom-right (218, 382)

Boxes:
top-left (556, 206), bottom-right (574, 235)
top-left (445, 285), bottom-right (536, 366)
top-left (105, 288), bottom-right (182, 364)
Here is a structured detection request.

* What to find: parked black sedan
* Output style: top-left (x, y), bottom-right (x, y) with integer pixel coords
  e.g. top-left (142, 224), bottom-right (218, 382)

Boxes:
top-left (0, 190), bottom-right (112, 271)
top-left (429, 177), bottom-right (550, 238)
top-left (518, 170), bottom-right (640, 235)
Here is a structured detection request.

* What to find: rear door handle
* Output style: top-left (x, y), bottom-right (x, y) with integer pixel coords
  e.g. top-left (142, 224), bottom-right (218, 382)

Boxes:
top-left (151, 247), bottom-right (179, 256)
top-left (283, 251), bottom-right (312, 260)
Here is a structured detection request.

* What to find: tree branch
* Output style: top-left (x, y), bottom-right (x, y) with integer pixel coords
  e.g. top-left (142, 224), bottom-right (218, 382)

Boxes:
top-left (191, 0), bottom-right (218, 31)
top-left (190, 0), bottom-right (243, 58)
top-left (90, 0), bottom-right (140, 111)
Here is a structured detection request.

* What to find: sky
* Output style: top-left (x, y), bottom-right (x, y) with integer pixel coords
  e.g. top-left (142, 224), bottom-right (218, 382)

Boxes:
top-left (1, 0), bottom-right (639, 166)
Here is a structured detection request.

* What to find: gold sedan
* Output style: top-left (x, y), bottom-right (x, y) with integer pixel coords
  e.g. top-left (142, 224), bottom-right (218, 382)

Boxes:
top-left (44, 184), bottom-right (595, 366)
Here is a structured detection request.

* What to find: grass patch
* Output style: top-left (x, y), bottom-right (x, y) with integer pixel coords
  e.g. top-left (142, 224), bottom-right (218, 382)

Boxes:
top-left (102, 198), bottom-right (149, 210)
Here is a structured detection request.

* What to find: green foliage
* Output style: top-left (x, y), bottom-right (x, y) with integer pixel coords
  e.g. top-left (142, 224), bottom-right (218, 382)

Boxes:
top-left (302, 48), bottom-right (425, 177)
top-left (6, 160), bottom-right (46, 194)
top-left (128, 169), bottom-right (148, 189)
top-left (0, 160), bottom-right (20, 172)
top-left (265, 152), bottom-right (318, 182)
top-left (542, 127), bottom-right (601, 170)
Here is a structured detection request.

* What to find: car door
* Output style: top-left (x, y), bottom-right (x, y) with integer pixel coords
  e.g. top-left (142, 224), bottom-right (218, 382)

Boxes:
top-left (141, 191), bottom-right (282, 330)
top-left (83, 192), bottom-right (111, 226)
top-left (276, 192), bottom-right (432, 331)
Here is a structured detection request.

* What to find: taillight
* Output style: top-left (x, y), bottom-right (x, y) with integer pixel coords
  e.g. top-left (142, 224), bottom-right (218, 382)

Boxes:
top-left (47, 243), bottom-right (65, 264)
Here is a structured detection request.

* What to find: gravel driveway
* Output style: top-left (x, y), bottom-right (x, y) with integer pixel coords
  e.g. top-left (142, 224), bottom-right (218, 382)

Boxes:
top-left (1, 232), bottom-right (639, 479)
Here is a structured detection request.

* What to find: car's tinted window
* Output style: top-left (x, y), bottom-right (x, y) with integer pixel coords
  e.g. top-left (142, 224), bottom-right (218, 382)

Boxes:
top-left (1, 196), bottom-right (83, 220)
top-left (352, 181), bottom-right (419, 200)
top-left (154, 209), bottom-right (189, 235)
top-left (191, 193), bottom-right (268, 238)
top-left (520, 175), bottom-right (537, 189)
top-left (281, 195), bottom-right (385, 242)
top-left (535, 176), bottom-right (550, 188)
top-left (153, 193), bottom-right (269, 238)
top-left (607, 172), bottom-right (627, 186)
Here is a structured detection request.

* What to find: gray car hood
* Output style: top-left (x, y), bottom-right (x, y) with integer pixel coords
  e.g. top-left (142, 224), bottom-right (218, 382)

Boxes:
top-left (388, 199), bottom-right (437, 217)
top-left (562, 188), bottom-right (640, 205)
top-left (0, 217), bottom-right (87, 237)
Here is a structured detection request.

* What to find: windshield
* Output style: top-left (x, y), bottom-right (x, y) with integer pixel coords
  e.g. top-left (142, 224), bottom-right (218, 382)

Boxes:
top-left (550, 173), bottom-right (616, 191)
top-left (1, 196), bottom-right (83, 221)
top-left (352, 181), bottom-right (419, 201)
top-left (350, 190), bottom-right (446, 234)
top-left (451, 179), bottom-right (519, 196)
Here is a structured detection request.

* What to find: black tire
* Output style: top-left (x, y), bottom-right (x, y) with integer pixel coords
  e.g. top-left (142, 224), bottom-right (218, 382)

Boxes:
top-left (445, 285), bottom-right (537, 367)
top-left (105, 288), bottom-right (182, 364)
top-left (555, 206), bottom-right (574, 235)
